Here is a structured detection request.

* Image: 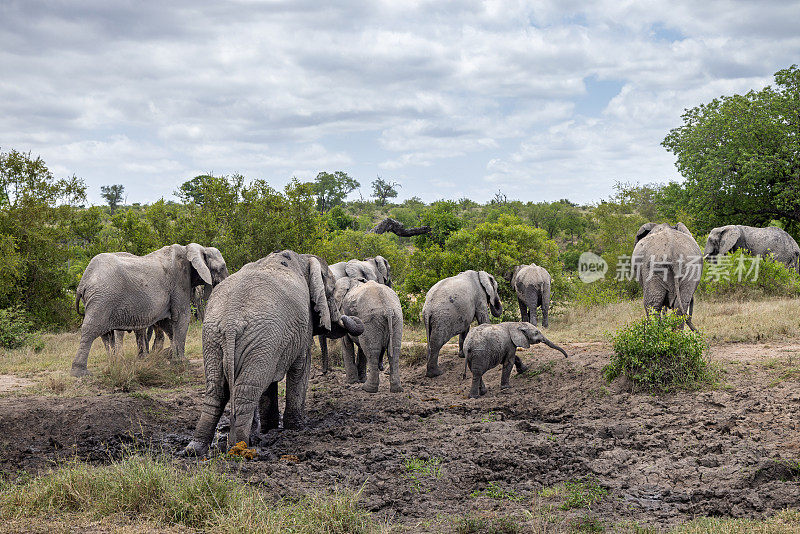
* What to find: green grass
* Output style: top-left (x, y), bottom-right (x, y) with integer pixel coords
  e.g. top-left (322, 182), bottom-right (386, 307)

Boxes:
top-left (403, 456), bottom-right (442, 493)
top-left (470, 481), bottom-right (523, 502)
top-left (539, 477), bottom-right (607, 511)
top-left (0, 453), bottom-right (383, 533)
top-left (671, 509), bottom-right (800, 533)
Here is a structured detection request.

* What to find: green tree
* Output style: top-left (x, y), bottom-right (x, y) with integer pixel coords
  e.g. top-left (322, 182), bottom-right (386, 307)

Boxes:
top-left (662, 64), bottom-right (800, 234)
top-left (177, 175), bottom-right (214, 204)
top-left (415, 200), bottom-right (462, 248)
top-left (371, 176), bottom-right (400, 206)
top-left (100, 184), bottom-right (125, 213)
top-left (0, 149), bottom-right (85, 325)
top-left (312, 171), bottom-right (359, 213)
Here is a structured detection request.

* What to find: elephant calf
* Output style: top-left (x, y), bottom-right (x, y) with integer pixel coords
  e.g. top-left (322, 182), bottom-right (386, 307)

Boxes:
top-left (334, 277), bottom-right (403, 393)
top-left (463, 322), bottom-right (568, 399)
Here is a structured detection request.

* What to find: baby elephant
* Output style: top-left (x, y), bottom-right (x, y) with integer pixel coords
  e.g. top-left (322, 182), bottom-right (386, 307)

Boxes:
top-left (463, 322), bottom-right (568, 399)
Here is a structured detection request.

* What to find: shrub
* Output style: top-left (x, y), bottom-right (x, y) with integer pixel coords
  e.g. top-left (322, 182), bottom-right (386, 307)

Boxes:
top-left (0, 306), bottom-right (33, 349)
top-left (698, 249), bottom-right (800, 299)
top-left (604, 311), bottom-right (712, 391)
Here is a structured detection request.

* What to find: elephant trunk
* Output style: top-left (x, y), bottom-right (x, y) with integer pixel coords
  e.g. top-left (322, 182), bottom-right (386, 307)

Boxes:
top-left (541, 336), bottom-right (569, 358)
top-left (339, 315), bottom-right (365, 336)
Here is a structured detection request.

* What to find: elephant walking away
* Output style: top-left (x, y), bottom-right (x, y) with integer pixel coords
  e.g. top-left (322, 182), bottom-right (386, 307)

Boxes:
top-left (632, 222), bottom-right (702, 331)
top-left (71, 244), bottom-right (228, 377)
top-left (334, 278), bottom-right (403, 393)
top-left (463, 322), bottom-right (568, 398)
top-left (511, 263), bottom-right (551, 327)
top-left (422, 270), bottom-right (502, 378)
top-left (704, 225), bottom-right (800, 272)
top-left (320, 255), bottom-right (392, 374)
top-left (183, 251), bottom-right (364, 457)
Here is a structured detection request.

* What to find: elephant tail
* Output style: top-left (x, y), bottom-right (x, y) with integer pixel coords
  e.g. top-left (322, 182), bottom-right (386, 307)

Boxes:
top-left (74, 285), bottom-right (85, 316)
top-left (670, 266), bottom-right (697, 332)
top-left (222, 328), bottom-right (237, 433)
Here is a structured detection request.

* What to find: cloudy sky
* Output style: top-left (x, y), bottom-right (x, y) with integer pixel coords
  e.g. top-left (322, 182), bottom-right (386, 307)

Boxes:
top-left (2, 1), bottom-right (799, 205)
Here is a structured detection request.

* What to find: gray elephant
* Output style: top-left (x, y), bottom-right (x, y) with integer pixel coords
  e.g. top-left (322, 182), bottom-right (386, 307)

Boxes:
top-left (511, 263), bottom-right (551, 327)
top-left (183, 250), bottom-right (364, 457)
top-left (101, 324), bottom-right (169, 358)
top-left (422, 270), bottom-right (503, 378)
top-left (333, 277), bottom-right (403, 393)
top-left (463, 322), bottom-right (568, 398)
top-left (320, 255), bottom-right (392, 374)
top-left (703, 225), bottom-right (800, 272)
top-left (632, 222), bottom-right (702, 330)
top-left (71, 244), bottom-right (228, 377)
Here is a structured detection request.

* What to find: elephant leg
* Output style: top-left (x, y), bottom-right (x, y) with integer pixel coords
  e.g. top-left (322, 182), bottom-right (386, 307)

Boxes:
top-left (518, 298), bottom-right (530, 324)
top-left (228, 380), bottom-right (263, 448)
top-left (388, 341), bottom-right (403, 393)
top-left (541, 285), bottom-right (550, 328)
top-left (284, 348), bottom-right (311, 430)
top-left (342, 336), bottom-right (360, 383)
top-left (378, 348), bottom-right (385, 372)
top-left (169, 315), bottom-right (190, 361)
top-left (514, 355), bottom-right (529, 374)
top-left (152, 322), bottom-right (168, 353)
top-left (134, 329), bottom-right (149, 358)
top-left (469, 371), bottom-right (483, 399)
top-left (113, 330), bottom-right (125, 357)
top-left (319, 336), bottom-right (330, 374)
top-left (500, 356), bottom-right (514, 389)
top-left (259, 382), bottom-right (280, 431)
top-left (184, 341), bottom-right (228, 457)
top-left (100, 332), bottom-right (114, 357)
top-left (356, 346), bottom-right (367, 383)
top-left (362, 347), bottom-right (381, 393)
top-left (458, 332), bottom-right (466, 359)
top-left (479, 377), bottom-right (487, 396)
top-left (525, 289), bottom-right (539, 326)
top-left (425, 334), bottom-right (447, 378)
top-left (71, 322), bottom-right (106, 377)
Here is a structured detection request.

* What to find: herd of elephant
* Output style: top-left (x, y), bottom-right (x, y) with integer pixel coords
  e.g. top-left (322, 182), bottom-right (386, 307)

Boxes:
top-left (67, 223), bottom-right (799, 456)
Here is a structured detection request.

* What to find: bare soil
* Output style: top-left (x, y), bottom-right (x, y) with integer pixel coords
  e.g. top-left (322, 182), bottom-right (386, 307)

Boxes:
top-left (2, 341), bottom-right (800, 531)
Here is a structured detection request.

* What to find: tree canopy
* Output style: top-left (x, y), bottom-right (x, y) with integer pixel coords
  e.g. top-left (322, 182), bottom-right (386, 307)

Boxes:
top-left (312, 171), bottom-right (360, 213)
top-left (100, 184), bottom-right (125, 213)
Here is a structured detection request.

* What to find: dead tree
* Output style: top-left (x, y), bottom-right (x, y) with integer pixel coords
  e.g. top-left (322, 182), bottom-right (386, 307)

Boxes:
top-left (369, 217), bottom-right (431, 237)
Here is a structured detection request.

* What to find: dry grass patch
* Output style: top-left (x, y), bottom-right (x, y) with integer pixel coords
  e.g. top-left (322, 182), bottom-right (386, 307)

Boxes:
top-left (671, 509), bottom-right (800, 533)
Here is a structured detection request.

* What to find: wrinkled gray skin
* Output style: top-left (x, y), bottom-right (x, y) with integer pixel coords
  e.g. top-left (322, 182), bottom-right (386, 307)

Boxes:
top-left (191, 284), bottom-right (213, 321)
top-left (632, 223), bottom-right (702, 331)
top-left (320, 255), bottom-right (391, 374)
top-left (422, 270), bottom-right (503, 378)
top-left (511, 263), bottom-right (551, 327)
top-left (463, 322), bottom-right (569, 398)
top-left (704, 225), bottom-right (800, 272)
top-left (72, 244), bottom-right (228, 377)
top-left (334, 278), bottom-right (403, 393)
top-left (183, 251), bottom-right (365, 457)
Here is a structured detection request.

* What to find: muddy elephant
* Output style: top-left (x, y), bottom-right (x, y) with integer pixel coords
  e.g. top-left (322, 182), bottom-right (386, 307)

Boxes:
top-left (72, 244), bottom-right (228, 377)
top-left (333, 277), bottom-right (403, 393)
top-left (320, 255), bottom-right (392, 374)
top-left (422, 270), bottom-right (503, 378)
top-left (511, 263), bottom-right (551, 327)
top-left (183, 250), bottom-right (364, 457)
top-left (632, 222), bottom-right (702, 330)
top-left (703, 225), bottom-right (800, 272)
top-left (463, 322), bottom-right (568, 398)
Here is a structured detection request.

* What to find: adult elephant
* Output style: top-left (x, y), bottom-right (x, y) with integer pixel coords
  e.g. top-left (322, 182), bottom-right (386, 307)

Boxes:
top-left (320, 255), bottom-right (392, 374)
top-left (71, 244), bottom-right (228, 377)
top-left (632, 223), bottom-right (702, 331)
top-left (511, 263), bottom-right (551, 327)
top-left (183, 250), bottom-right (364, 456)
top-left (703, 225), bottom-right (800, 272)
top-left (422, 270), bottom-right (502, 378)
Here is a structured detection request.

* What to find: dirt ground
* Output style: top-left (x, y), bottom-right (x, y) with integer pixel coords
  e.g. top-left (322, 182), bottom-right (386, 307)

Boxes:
top-left (1, 340), bottom-right (800, 531)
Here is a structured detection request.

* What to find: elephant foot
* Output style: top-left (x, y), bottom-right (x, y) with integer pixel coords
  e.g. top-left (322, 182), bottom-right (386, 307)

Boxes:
top-left (180, 440), bottom-right (209, 458)
top-left (516, 364), bottom-right (529, 374)
top-left (390, 383), bottom-right (403, 393)
top-left (426, 367), bottom-right (444, 378)
top-left (480, 387), bottom-right (487, 396)
top-left (283, 415), bottom-right (306, 430)
top-left (70, 365), bottom-right (89, 378)
top-left (468, 392), bottom-right (481, 399)
top-left (501, 384), bottom-right (511, 390)
top-left (362, 382), bottom-right (379, 393)
top-left (458, 351), bottom-right (465, 359)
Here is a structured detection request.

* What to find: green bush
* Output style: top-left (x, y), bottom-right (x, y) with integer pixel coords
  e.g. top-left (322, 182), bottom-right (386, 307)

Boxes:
top-left (698, 249), bottom-right (800, 298)
top-left (604, 311), bottom-right (711, 391)
top-left (0, 306), bottom-right (33, 349)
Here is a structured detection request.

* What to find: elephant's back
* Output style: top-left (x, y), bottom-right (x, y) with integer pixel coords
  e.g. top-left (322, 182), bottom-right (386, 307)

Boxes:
top-left (423, 274), bottom-right (474, 316)
top-left (515, 265), bottom-right (550, 289)
top-left (349, 282), bottom-right (400, 320)
top-left (464, 324), bottom-right (505, 352)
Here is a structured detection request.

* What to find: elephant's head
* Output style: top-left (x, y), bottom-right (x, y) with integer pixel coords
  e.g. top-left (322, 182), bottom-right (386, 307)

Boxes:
top-left (635, 222), bottom-right (692, 247)
top-left (704, 225), bottom-right (741, 259)
top-left (505, 322), bottom-right (569, 358)
top-left (478, 271), bottom-right (503, 317)
top-left (299, 252), bottom-right (364, 338)
top-left (186, 243), bottom-right (229, 287)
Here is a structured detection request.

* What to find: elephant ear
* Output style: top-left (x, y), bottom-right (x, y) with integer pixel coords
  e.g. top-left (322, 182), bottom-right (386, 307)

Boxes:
top-left (308, 256), bottom-right (332, 332)
top-left (186, 243), bottom-right (213, 285)
top-left (718, 226), bottom-right (741, 255)
top-left (674, 222), bottom-right (692, 236)
top-left (344, 261), bottom-right (371, 282)
top-left (374, 256), bottom-right (390, 285)
top-left (635, 223), bottom-right (658, 246)
top-left (478, 271), bottom-right (496, 300)
top-left (510, 265), bottom-right (522, 284)
top-left (508, 324), bottom-right (532, 349)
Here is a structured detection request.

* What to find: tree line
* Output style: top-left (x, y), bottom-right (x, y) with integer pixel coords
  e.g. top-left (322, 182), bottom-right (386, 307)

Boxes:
top-left (0, 64), bottom-right (797, 332)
